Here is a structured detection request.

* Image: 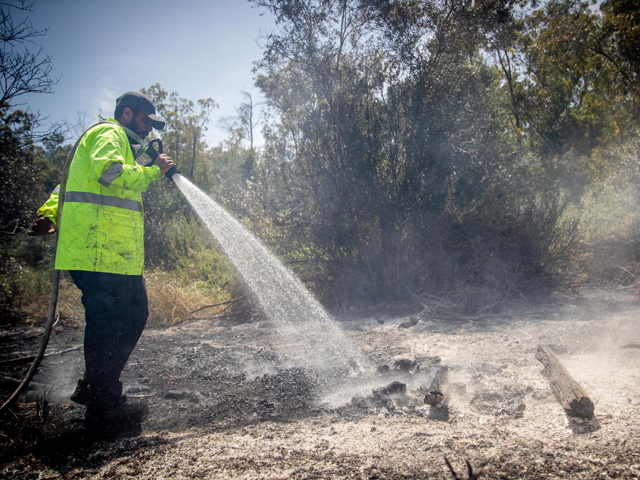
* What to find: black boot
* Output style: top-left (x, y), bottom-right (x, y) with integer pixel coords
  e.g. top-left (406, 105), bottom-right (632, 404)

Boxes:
top-left (70, 378), bottom-right (91, 405)
top-left (76, 380), bottom-right (127, 406)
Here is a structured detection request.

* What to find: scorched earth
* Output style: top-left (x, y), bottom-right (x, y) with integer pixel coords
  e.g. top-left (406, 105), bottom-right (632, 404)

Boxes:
top-left (1, 290), bottom-right (639, 479)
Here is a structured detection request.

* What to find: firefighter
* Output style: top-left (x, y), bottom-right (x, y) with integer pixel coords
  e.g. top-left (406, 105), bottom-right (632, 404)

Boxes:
top-left (29, 91), bottom-right (177, 433)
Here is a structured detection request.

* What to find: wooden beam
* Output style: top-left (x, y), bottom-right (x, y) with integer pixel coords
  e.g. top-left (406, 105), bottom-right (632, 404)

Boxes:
top-left (536, 345), bottom-right (594, 420)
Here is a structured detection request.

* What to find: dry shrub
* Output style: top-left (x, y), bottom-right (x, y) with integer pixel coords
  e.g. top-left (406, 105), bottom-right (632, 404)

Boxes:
top-left (327, 212), bottom-right (559, 317)
top-left (583, 232), bottom-right (640, 291)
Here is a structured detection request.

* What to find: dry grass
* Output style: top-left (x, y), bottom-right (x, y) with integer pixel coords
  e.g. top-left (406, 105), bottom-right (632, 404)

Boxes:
top-left (18, 273), bottom-right (84, 326)
top-left (144, 269), bottom-right (228, 327)
top-left (18, 269), bottom-right (231, 328)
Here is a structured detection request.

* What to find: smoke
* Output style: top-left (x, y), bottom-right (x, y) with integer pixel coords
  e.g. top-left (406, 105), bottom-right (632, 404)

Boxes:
top-left (26, 350), bottom-right (84, 405)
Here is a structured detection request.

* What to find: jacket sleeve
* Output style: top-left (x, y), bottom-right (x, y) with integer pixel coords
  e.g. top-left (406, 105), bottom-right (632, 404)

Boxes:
top-left (88, 126), bottom-right (162, 192)
top-left (37, 186), bottom-right (60, 225)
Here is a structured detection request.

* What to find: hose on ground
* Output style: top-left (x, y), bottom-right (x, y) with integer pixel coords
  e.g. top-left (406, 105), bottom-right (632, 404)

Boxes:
top-left (0, 269), bottom-right (60, 414)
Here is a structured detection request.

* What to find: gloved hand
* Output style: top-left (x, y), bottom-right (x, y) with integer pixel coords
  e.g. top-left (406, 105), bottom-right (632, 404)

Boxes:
top-left (28, 215), bottom-right (55, 236)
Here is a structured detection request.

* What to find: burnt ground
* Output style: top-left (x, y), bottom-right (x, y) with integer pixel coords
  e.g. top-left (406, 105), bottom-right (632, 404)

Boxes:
top-left (1, 290), bottom-right (640, 479)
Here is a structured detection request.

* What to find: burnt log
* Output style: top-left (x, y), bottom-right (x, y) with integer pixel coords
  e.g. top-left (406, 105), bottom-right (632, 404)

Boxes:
top-left (424, 366), bottom-right (451, 407)
top-left (536, 345), bottom-right (594, 420)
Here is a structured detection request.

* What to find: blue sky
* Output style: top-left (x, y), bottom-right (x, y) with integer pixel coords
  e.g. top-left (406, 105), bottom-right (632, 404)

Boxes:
top-left (18, 0), bottom-right (275, 146)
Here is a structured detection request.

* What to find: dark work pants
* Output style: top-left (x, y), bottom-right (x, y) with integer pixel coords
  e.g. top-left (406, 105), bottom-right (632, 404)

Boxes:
top-left (69, 270), bottom-right (148, 402)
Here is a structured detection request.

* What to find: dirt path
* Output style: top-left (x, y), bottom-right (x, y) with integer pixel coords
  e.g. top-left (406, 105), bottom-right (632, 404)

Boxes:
top-left (1, 291), bottom-right (640, 478)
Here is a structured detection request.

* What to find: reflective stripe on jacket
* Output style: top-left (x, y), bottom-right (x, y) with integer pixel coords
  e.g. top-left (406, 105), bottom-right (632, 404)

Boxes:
top-left (39, 118), bottom-right (162, 275)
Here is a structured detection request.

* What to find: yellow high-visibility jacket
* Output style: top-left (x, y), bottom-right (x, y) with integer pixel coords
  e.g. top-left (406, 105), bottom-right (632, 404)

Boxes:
top-left (38, 119), bottom-right (162, 275)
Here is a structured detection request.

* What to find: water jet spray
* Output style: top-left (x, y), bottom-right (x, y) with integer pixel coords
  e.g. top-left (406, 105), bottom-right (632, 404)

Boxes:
top-left (171, 174), bottom-right (369, 379)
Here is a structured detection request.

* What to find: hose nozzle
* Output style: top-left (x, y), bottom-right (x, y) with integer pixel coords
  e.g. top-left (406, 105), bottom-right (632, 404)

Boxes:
top-left (165, 166), bottom-right (180, 181)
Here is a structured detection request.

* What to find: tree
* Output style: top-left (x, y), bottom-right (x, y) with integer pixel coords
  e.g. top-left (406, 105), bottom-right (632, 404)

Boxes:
top-left (493, 0), bottom-right (639, 189)
top-left (0, 0), bottom-right (55, 107)
top-left (222, 90), bottom-right (264, 150)
top-left (599, 0), bottom-right (640, 96)
top-left (0, 0), bottom-right (57, 237)
top-left (0, 107), bottom-right (39, 234)
top-left (251, 0), bottom-right (521, 307)
top-left (183, 97), bottom-right (217, 180)
top-left (141, 84), bottom-right (216, 182)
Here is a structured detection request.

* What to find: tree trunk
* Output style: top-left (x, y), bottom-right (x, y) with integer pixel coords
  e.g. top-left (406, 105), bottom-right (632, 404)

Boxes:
top-left (536, 345), bottom-right (594, 419)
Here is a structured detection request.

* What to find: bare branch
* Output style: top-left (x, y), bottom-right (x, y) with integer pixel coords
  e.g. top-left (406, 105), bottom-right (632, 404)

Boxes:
top-left (0, 2), bottom-right (55, 108)
top-left (189, 296), bottom-right (246, 315)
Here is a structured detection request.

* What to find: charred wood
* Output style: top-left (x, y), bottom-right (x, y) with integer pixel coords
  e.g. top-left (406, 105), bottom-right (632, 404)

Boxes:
top-left (424, 366), bottom-right (451, 407)
top-left (536, 344), bottom-right (594, 420)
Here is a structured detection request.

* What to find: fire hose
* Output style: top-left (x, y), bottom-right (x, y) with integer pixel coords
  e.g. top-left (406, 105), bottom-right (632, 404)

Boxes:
top-left (0, 128), bottom-right (177, 414)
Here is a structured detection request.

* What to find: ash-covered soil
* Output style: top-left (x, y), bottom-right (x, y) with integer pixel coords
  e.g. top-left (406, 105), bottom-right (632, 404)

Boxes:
top-left (2, 291), bottom-right (640, 479)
